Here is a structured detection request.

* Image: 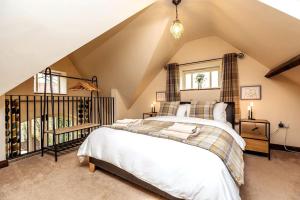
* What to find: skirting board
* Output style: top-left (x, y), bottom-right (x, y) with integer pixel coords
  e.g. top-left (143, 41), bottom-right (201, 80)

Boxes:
top-left (270, 143), bottom-right (300, 152)
top-left (0, 160), bottom-right (8, 169)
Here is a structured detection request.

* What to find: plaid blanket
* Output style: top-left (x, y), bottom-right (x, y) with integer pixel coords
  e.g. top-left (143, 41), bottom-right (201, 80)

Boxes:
top-left (106, 120), bottom-right (244, 186)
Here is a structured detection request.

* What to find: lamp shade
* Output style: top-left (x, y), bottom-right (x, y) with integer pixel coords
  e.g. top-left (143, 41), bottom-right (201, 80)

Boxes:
top-left (170, 19), bottom-right (184, 39)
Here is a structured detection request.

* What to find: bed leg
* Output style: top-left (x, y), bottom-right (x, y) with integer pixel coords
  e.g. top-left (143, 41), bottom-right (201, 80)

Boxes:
top-left (89, 159), bottom-right (96, 173)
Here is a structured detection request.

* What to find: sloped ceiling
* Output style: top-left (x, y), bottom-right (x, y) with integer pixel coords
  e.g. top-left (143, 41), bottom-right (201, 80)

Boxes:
top-left (69, 0), bottom-right (213, 107)
top-left (2, 0), bottom-right (300, 100)
top-left (211, 0), bottom-right (300, 85)
top-left (0, 0), bottom-right (155, 95)
top-left (212, 0), bottom-right (300, 66)
top-left (70, 0), bottom-right (300, 108)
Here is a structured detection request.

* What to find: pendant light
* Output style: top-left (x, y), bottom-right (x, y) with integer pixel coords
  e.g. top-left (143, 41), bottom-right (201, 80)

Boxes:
top-left (170, 0), bottom-right (184, 39)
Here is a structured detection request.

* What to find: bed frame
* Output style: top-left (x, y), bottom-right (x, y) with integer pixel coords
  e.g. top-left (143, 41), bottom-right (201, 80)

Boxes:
top-left (88, 157), bottom-right (182, 200)
top-left (88, 102), bottom-right (235, 199)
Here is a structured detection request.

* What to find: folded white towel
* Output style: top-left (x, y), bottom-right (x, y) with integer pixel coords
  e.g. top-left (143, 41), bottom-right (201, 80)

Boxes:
top-left (115, 119), bottom-right (140, 124)
top-left (188, 128), bottom-right (202, 138)
top-left (160, 129), bottom-right (190, 140)
top-left (167, 123), bottom-right (197, 134)
top-left (160, 128), bottom-right (202, 140)
top-left (112, 119), bottom-right (143, 129)
top-left (111, 123), bottom-right (130, 129)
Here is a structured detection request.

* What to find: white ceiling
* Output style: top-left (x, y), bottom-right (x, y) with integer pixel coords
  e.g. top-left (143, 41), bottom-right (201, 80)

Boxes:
top-left (0, 0), bottom-right (155, 95)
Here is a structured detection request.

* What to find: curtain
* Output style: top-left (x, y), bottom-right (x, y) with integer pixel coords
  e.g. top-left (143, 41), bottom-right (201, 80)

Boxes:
top-left (165, 63), bottom-right (181, 102)
top-left (220, 53), bottom-right (240, 123)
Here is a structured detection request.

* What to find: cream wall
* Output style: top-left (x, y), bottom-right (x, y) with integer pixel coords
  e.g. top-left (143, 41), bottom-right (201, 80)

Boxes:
top-left (0, 96), bottom-right (5, 161)
top-left (117, 36), bottom-right (300, 148)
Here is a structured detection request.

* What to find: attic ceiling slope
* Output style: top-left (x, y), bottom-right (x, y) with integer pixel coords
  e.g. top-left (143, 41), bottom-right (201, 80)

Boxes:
top-left (2, 0), bottom-right (300, 97)
top-left (70, 0), bottom-right (213, 107)
top-left (211, 0), bottom-right (300, 69)
top-left (0, 0), bottom-right (155, 95)
top-left (70, 2), bottom-right (182, 107)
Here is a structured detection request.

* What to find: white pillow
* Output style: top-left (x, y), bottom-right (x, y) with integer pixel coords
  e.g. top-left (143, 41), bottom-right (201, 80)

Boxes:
top-left (176, 104), bottom-right (187, 117)
top-left (213, 102), bottom-right (227, 123)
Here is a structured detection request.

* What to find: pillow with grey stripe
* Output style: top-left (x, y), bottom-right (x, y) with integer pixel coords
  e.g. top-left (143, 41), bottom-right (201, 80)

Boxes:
top-left (158, 101), bottom-right (180, 116)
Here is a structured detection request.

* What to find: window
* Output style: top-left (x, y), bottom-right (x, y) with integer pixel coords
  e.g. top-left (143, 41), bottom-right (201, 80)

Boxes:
top-left (182, 67), bottom-right (220, 90)
top-left (34, 70), bottom-right (67, 94)
top-left (259, 0), bottom-right (300, 20)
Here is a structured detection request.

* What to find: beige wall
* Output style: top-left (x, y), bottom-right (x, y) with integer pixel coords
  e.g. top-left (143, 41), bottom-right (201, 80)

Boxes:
top-left (0, 96), bottom-right (5, 161)
top-left (116, 36), bottom-right (300, 148)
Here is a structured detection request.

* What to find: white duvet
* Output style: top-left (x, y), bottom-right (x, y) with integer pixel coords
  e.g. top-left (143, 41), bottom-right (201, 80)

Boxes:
top-left (78, 116), bottom-right (245, 200)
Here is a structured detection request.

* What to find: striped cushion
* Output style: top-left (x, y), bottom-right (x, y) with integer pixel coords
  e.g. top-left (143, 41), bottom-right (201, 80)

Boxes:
top-left (158, 101), bottom-right (180, 116)
top-left (190, 103), bottom-right (215, 119)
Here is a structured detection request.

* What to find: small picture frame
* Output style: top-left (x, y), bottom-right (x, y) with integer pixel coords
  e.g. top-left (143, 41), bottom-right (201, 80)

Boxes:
top-left (240, 85), bottom-right (262, 100)
top-left (156, 91), bottom-right (166, 102)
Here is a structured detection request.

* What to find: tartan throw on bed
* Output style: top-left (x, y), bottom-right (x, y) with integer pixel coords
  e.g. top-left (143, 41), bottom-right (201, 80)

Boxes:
top-left (106, 120), bottom-right (244, 186)
top-left (189, 103), bottom-right (215, 119)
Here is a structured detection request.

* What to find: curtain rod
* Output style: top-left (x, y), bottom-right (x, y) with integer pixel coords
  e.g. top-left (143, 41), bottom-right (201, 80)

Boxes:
top-left (164, 52), bottom-right (244, 69)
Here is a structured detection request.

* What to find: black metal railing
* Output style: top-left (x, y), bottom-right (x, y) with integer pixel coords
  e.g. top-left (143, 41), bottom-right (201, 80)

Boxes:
top-left (5, 95), bottom-right (114, 160)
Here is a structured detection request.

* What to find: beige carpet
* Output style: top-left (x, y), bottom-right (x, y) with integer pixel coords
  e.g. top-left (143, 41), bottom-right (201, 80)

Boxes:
top-left (0, 150), bottom-right (299, 200)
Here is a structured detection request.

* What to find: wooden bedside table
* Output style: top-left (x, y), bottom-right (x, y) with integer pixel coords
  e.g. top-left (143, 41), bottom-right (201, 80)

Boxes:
top-left (143, 112), bottom-right (157, 119)
top-left (239, 119), bottom-right (271, 160)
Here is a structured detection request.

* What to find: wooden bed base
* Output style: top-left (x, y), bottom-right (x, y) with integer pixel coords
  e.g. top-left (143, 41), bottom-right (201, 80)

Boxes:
top-left (88, 157), bottom-right (182, 200)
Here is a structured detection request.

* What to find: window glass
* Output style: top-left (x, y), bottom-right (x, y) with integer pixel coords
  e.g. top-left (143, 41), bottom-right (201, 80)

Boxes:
top-left (182, 66), bottom-right (220, 90)
top-left (185, 73), bottom-right (192, 89)
top-left (211, 70), bottom-right (219, 88)
top-left (192, 72), bottom-right (210, 89)
top-left (34, 70), bottom-right (67, 94)
top-left (259, 0), bottom-right (300, 20)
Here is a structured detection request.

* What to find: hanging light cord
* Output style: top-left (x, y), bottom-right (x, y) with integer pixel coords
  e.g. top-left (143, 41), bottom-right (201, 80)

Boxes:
top-left (175, 4), bottom-right (178, 20)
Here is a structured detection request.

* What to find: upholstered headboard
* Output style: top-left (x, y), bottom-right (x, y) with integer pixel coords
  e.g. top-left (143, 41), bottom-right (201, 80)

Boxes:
top-left (180, 101), bottom-right (235, 128)
top-left (224, 102), bottom-right (235, 127)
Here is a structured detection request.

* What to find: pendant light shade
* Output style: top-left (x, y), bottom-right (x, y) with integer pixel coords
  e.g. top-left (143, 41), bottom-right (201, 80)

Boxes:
top-left (170, 19), bottom-right (184, 39)
top-left (170, 0), bottom-right (184, 39)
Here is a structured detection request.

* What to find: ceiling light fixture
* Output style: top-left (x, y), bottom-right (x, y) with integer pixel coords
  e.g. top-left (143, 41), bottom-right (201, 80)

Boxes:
top-left (170, 0), bottom-right (184, 39)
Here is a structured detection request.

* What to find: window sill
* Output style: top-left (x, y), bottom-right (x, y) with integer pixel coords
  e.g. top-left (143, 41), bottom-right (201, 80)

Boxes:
top-left (180, 88), bottom-right (220, 91)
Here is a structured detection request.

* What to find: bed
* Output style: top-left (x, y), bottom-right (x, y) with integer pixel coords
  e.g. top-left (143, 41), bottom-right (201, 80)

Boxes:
top-left (77, 102), bottom-right (245, 200)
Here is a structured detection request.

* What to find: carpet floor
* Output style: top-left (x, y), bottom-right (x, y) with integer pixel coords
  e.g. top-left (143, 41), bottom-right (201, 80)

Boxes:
top-left (0, 150), bottom-right (299, 200)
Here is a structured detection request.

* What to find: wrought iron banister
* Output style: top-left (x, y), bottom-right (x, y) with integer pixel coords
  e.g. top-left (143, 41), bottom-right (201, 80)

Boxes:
top-left (5, 95), bottom-right (114, 160)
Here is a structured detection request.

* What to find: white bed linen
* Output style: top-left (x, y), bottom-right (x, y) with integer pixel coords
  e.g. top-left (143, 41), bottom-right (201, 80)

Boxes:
top-left (78, 116), bottom-right (244, 200)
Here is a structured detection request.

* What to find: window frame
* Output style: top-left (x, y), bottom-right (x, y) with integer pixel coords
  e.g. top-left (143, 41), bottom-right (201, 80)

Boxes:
top-left (34, 70), bottom-right (67, 95)
top-left (181, 66), bottom-right (221, 90)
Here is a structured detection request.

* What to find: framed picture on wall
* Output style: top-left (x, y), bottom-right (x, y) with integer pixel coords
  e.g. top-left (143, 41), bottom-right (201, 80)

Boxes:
top-left (240, 85), bottom-right (262, 100)
top-left (156, 91), bottom-right (166, 102)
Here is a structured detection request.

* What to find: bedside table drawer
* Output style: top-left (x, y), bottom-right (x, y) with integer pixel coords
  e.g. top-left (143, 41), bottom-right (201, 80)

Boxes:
top-left (244, 138), bottom-right (268, 153)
